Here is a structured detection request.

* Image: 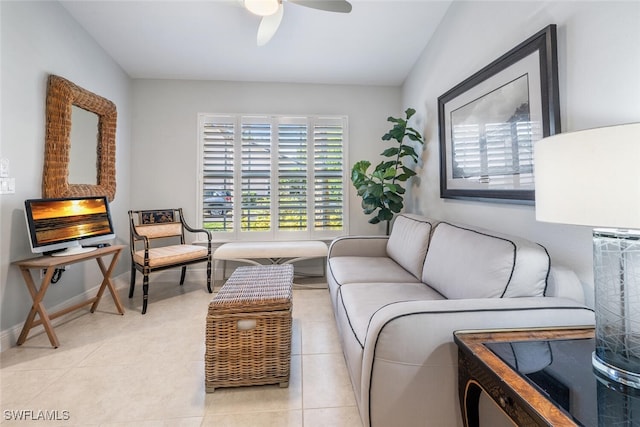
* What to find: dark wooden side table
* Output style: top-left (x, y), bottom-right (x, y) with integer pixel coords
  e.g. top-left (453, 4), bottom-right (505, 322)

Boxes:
top-left (454, 327), bottom-right (595, 427)
top-left (12, 245), bottom-right (125, 348)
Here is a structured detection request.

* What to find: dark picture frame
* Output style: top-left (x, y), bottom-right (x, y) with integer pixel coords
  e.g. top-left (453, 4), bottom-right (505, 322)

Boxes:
top-left (437, 25), bottom-right (560, 203)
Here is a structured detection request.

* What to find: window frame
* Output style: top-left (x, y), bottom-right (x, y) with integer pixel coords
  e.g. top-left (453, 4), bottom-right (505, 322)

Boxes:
top-left (197, 113), bottom-right (349, 241)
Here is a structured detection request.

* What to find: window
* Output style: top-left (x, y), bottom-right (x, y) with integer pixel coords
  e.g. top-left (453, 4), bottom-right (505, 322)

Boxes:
top-left (198, 114), bottom-right (348, 240)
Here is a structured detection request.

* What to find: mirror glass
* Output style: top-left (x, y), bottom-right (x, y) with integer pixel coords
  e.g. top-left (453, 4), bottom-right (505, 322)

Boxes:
top-left (69, 106), bottom-right (99, 184)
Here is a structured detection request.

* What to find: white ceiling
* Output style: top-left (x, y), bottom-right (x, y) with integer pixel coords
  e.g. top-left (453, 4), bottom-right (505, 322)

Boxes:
top-left (60, 0), bottom-right (452, 86)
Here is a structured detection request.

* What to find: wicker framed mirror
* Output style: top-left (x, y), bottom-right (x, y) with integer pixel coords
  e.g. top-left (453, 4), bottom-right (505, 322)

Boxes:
top-left (42, 75), bottom-right (117, 201)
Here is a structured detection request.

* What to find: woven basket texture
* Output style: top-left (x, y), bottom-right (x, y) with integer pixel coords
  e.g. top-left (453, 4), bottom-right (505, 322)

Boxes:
top-left (42, 75), bottom-right (117, 201)
top-left (205, 264), bottom-right (294, 391)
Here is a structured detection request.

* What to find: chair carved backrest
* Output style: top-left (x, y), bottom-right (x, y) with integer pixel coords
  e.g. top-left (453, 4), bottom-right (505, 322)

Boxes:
top-left (129, 209), bottom-right (188, 252)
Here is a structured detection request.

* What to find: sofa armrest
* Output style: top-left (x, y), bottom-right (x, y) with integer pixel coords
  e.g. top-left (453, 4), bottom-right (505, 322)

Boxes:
top-left (328, 235), bottom-right (389, 258)
top-left (359, 297), bottom-right (594, 427)
top-left (547, 265), bottom-right (586, 304)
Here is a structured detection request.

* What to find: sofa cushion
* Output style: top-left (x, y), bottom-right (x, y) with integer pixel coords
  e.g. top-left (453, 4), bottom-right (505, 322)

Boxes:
top-left (329, 256), bottom-right (421, 285)
top-left (386, 214), bottom-right (435, 279)
top-left (337, 282), bottom-right (445, 348)
top-left (421, 222), bottom-right (549, 299)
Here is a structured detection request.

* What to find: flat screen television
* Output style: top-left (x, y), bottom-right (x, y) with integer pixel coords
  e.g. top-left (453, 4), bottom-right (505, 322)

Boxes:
top-left (24, 196), bottom-right (115, 257)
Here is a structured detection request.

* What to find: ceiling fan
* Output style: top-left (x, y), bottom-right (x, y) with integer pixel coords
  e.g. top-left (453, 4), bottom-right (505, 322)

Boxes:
top-left (243, 0), bottom-right (353, 46)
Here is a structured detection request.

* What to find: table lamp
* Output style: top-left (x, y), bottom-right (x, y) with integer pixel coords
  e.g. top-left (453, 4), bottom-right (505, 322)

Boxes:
top-left (534, 123), bottom-right (640, 389)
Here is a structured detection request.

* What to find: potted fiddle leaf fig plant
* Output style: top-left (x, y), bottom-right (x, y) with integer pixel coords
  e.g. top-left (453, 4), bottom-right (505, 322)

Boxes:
top-left (351, 108), bottom-right (425, 234)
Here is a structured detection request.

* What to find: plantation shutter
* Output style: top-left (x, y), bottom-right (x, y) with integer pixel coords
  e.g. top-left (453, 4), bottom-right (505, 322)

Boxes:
top-left (241, 117), bottom-right (271, 232)
top-left (277, 118), bottom-right (308, 231)
top-left (201, 116), bottom-right (234, 231)
top-left (313, 117), bottom-right (344, 231)
top-left (198, 113), bottom-right (347, 239)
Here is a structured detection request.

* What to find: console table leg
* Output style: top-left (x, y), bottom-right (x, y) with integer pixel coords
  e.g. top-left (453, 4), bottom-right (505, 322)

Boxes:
top-left (16, 267), bottom-right (60, 348)
top-left (458, 347), bottom-right (482, 427)
top-left (463, 381), bottom-right (482, 427)
top-left (91, 253), bottom-right (124, 314)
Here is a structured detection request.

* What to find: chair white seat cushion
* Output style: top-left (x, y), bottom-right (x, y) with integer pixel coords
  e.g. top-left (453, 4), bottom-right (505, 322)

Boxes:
top-left (134, 245), bottom-right (208, 268)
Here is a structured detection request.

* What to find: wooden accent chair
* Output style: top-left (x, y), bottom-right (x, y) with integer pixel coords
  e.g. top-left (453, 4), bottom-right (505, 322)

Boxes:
top-left (128, 209), bottom-right (212, 314)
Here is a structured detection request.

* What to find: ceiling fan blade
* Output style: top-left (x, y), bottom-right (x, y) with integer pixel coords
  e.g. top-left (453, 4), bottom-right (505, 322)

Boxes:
top-left (288, 0), bottom-right (352, 13)
top-left (257, 4), bottom-right (284, 46)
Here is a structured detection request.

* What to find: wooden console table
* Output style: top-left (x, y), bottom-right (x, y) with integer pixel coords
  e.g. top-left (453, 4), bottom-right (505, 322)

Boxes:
top-left (12, 245), bottom-right (126, 348)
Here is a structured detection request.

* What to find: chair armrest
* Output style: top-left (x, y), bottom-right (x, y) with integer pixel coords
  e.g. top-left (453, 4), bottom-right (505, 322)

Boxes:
top-left (328, 235), bottom-right (389, 258)
top-left (178, 210), bottom-right (212, 242)
top-left (182, 223), bottom-right (212, 242)
top-left (129, 225), bottom-right (151, 257)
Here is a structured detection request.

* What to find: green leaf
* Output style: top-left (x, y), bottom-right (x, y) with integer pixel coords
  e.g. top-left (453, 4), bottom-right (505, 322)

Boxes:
top-left (396, 169), bottom-right (416, 181)
top-left (402, 166), bottom-right (417, 176)
top-left (377, 160), bottom-right (396, 171)
top-left (383, 167), bottom-right (396, 179)
top-left (378, 208), bottom-right (394, 221)
top-left (405, 108), bottom-right (416, 119)
top-left (362, 193), bottom-right (377, 204)
top-left (351, 161), bottom-right (371, 183)
top-left (388, 200), bottom-right (404, 213)
top-left (406, 128), bottom-right (424, 142)
top-left (385, 183), bottom-right (399, 193)
top-left (381, 147), bottom-right (399, 157)
top-left (369, 183), bottom-right (384, 197)
top-left (399, 145), bottom-right (418, 160)
top-left (385, 192), bottom-right (403, 203)
top-left (368, 216), bottom-right (381, 224)
top-left (372, 168), bottom-right (387, 181)
top-left (388, 127), bottom-right (406, 142)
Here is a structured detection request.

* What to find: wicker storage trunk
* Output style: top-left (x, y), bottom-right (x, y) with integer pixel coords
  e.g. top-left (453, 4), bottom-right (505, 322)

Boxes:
top-left (205, 264), bottom-right (294, 392)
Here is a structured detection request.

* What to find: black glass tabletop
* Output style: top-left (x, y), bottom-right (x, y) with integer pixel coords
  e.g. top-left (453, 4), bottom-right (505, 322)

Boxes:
top-left (486, 337), bottom-right (639, 427)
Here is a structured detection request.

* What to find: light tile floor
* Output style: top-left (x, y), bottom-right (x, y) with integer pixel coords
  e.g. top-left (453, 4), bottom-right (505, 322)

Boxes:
top-left (0, 275), bottom-right (362, 427)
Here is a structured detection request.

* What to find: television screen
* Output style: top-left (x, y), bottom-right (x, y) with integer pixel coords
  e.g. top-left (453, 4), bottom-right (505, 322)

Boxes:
top-left (24, 196), bottom-right (115, 256)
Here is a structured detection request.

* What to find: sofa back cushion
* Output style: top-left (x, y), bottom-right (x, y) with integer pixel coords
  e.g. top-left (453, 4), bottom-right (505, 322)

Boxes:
top-left (386, 214), bottom-right (435, 279)
top-left (421, 222), bottom-right (549, 299)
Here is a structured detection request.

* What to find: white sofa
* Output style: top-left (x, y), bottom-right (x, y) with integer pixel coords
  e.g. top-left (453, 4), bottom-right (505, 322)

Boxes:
top-left (327, 214), bottom-right (595, 427)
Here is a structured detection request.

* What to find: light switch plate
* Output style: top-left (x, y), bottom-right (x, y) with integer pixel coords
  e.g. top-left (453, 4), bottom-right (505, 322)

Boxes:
top-left (0, 158), bottom-right (8, 178)
top-left (0, 177), bottom-right (15, 194)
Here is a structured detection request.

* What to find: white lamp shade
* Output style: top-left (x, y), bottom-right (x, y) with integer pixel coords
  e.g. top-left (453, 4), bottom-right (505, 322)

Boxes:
top-left (534, 123), bottom-right (640, 229)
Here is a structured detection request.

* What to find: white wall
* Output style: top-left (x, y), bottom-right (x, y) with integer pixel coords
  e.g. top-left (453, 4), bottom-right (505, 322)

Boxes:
top-left (130, 79), bottom-right (401, 236)
top-left (0, 1), bottom-right (132, 348)
top-left (4, 0), bottom-right (629, 348)
top-left (403, 1), bottom-right (640, 307)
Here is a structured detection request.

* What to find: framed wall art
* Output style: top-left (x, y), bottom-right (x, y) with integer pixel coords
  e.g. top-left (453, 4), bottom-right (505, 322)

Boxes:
top-left (437, 25), bottom-right (560, 203)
